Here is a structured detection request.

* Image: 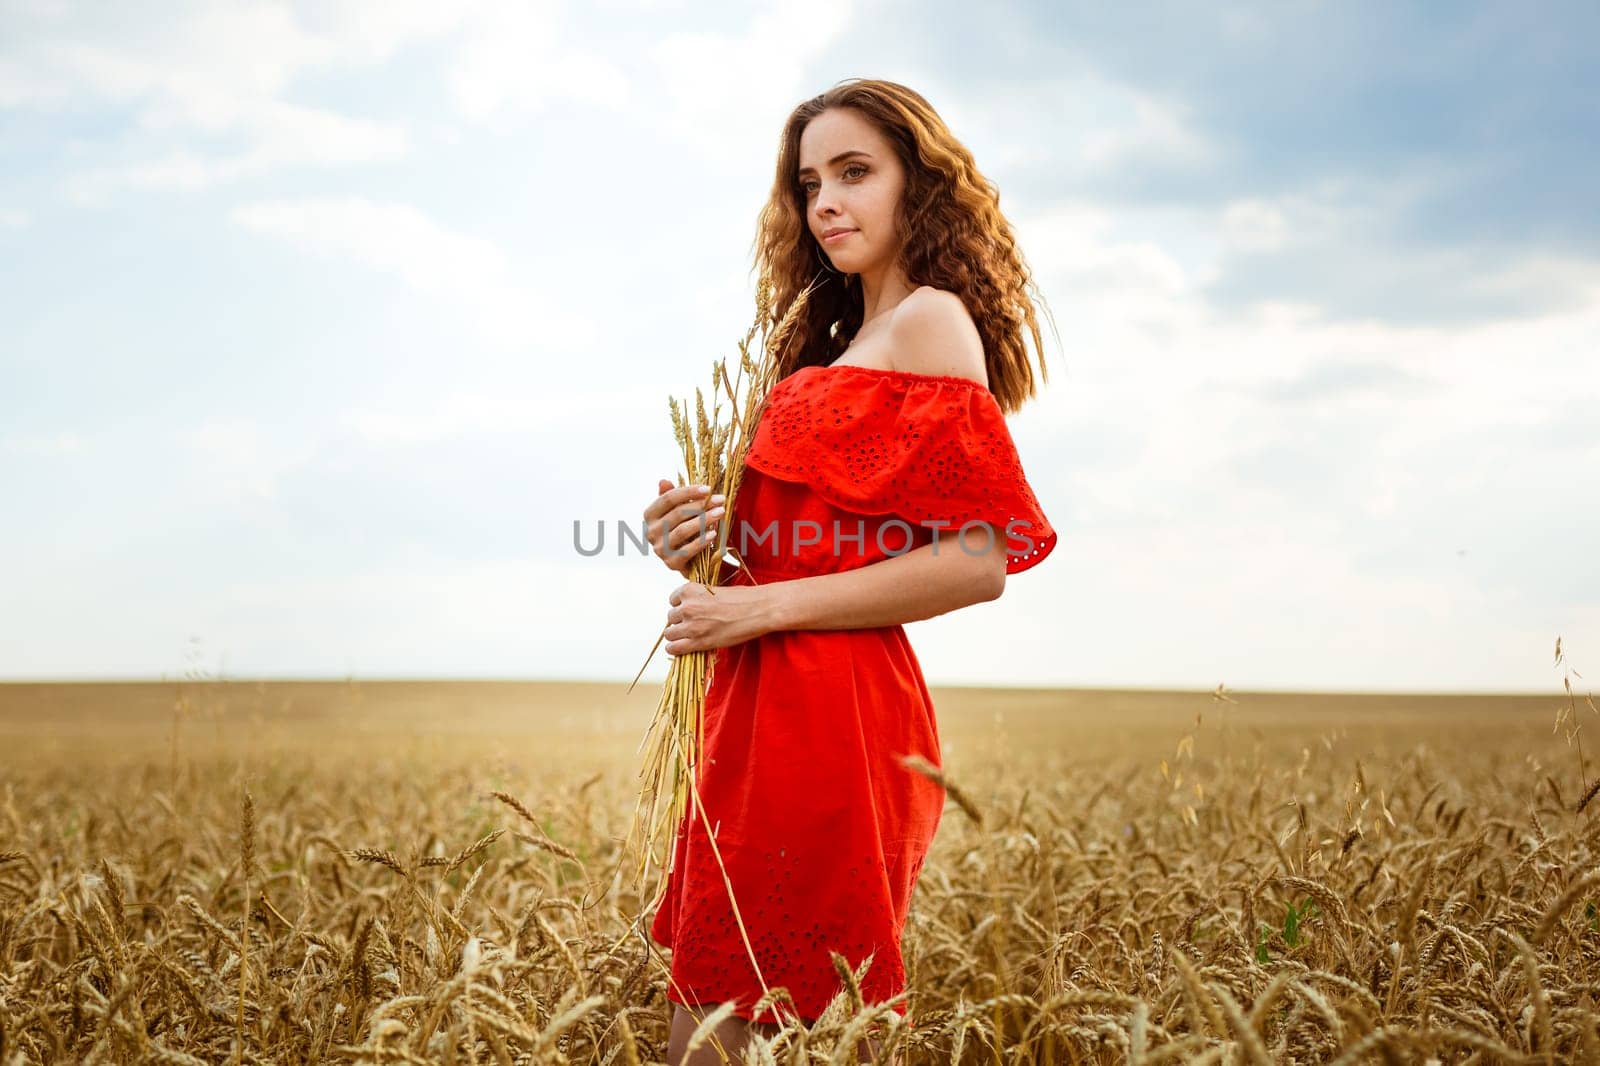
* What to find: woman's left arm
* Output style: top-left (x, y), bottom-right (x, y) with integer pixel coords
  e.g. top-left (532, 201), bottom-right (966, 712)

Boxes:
top-left (663, 525), bottom-right (1007, 656)
top-left (769, 524), bottom-right (1006, 630)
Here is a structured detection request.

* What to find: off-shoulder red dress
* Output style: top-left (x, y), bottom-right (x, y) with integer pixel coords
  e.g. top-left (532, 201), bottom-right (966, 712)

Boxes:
top-left (648, 362), bottom-right (1056, 1026)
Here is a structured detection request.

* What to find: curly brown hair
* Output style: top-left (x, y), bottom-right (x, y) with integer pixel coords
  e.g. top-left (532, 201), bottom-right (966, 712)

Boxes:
top-left (751, 77), bottom-right (1058, 415)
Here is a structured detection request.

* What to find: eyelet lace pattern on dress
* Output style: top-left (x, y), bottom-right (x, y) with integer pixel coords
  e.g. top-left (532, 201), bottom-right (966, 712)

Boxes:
top-left (743, 364), bottom-right (1058, 575)
top-left (652, 828), bottom-right (913, 1026)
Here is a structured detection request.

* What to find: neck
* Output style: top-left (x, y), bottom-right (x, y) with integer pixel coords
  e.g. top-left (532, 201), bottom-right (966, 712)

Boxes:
top-left (855, 258), bottom-right (915, 328)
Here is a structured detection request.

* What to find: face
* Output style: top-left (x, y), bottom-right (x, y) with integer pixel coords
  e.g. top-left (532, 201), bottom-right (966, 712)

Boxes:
top-left (796, 107), bottom-right (906, 276)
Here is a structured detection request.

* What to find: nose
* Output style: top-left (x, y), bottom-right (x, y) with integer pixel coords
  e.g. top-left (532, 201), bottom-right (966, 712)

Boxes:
top-left (812, 180), bottom-right (841, 219)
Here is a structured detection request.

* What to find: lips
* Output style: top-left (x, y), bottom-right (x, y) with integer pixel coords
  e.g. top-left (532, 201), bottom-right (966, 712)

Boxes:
top-left (822, 228), bottom-right (856, 242)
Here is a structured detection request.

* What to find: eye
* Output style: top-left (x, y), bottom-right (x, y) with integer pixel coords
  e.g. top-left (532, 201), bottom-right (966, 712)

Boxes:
top-left (798, 164), bottom-right (868, 197)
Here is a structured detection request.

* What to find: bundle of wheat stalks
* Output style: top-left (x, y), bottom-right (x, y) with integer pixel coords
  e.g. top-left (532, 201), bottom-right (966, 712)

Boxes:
top-left (623, 273), bottom-right (818, 953)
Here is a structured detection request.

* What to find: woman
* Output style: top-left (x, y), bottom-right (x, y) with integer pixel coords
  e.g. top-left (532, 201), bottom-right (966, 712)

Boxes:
top-left (641, 78), bottom-right (1058, 1065)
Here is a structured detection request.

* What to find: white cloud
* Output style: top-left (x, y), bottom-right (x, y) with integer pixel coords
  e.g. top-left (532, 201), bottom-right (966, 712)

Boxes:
top-left (2, 432), bottom-right (86, 456)
top-left (178, 416), bottom-right (322, 507)
top-left (2, 1), bottom-right (648, 196)
top-left (1, 2), bottom-right (440, 196)
top-left (994, 195), bottom-right (1600, 689)
top-left (1219, 199), bottom-right (1289, 252)
top-left (230, 196), bottom-right (598, 351)
top-left (55, 10), bottom-right (329, 115)
top-left (0, 58), bottom-right (65, 108)
top-left (0, 208), bottom-right (29, 228)
top-left (294, 0), bottom-right (469, 65)
top-left (339, 385), bottom-right (670, 446)
top-left (936, 71), bottom-right (1218, 181)
top-left (1077, 91), bottom-right (1213, 171)
top-left (446, 0), bottom-right (631, 122)
top-left (66, 105), bottom-right (408, 201)
top-left (648, 0), bottom-right (855, 161)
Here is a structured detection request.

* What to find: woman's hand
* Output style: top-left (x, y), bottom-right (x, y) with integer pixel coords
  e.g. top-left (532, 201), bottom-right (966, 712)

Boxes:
top-left (663, 580), bottom-right (775, 656)
top-left (644, 477), bottom-right (726, 575)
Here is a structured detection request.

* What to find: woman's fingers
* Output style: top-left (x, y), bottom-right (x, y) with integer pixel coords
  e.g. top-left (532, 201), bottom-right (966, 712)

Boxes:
top-left (665, 505), bottom-right (725, 553)
top-left (660, 525), bottom-right (719, 574)
top-left (662, 491), bottom-right (724, 529)
top-left (645, 483), bottom-right (703, 563)
top-left (645, 480), bottom-right (729, 573)
top-left (656, 490), bottom-right (726, 548)
top-left (644, 481), bottom-right (710, 522)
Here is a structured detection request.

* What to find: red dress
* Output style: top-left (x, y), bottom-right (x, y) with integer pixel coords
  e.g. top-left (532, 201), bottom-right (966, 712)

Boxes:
top-left (648, 362), bottom-right (1056, 1026)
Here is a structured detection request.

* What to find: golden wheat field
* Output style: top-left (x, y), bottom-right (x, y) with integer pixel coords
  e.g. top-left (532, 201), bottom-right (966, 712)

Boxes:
top-left (1, 676), bottom-right (1596, 1064)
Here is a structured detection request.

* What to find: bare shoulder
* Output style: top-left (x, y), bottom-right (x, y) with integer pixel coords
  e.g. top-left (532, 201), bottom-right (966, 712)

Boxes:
top-left (887, 286), bottom-right (987, 386)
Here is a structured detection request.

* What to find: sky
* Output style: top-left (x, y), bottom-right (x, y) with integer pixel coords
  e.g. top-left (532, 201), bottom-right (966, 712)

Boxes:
top-left (2, 0), bottom-right (1597, 693)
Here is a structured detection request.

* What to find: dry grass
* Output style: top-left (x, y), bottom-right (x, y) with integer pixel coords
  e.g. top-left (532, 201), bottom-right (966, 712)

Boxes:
top-left (0, 676), bottom-right (1596, 1063)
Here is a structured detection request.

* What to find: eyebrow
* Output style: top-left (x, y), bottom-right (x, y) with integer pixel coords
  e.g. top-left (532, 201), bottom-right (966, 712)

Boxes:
top-left (796, 150), bottom-right (872, 178)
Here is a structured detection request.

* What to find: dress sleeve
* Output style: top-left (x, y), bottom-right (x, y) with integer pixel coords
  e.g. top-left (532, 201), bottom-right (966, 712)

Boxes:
top-left (743, 370), bottom-right (1057, 575)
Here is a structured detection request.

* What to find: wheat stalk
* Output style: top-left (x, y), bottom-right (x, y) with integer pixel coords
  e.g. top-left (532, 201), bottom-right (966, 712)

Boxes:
top-left (235, 788), bottom-right (254, 1066)
top-left (622, 270), bottom-right (818, 1023)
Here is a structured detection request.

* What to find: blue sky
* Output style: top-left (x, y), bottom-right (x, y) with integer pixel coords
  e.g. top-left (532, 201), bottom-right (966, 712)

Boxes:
top-left (2, 0), bottom-right (1596, 692)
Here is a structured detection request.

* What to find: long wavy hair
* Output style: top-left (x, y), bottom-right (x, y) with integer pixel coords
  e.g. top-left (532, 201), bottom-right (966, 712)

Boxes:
top-left (751, 78), bottom-right (1058, 415)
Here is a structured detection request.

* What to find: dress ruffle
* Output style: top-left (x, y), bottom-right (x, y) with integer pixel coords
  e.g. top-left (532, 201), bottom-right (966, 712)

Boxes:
top-left (743, 364), bottom-right (1057, 575)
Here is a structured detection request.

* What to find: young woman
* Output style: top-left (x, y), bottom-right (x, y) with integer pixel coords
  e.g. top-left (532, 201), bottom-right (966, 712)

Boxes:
top-left (641, 78), bottom-right (1058, 1065)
